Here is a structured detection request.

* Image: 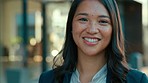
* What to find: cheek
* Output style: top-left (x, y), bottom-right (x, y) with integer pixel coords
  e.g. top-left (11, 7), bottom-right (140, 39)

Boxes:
top-left (102, 27), bottom-right (112, 40)
top-left (106, 29), bottom-right (112, 41)
top-left (72, 22), bottom-right (77, 32)
top-left (72, 22), bottom-right (79, 40)
top-left (72, 22), bottom-right (85, 44)
top-left (72, 21), bottom-right (87, 32)
top-left (72, 24), bottom-right (82, 36)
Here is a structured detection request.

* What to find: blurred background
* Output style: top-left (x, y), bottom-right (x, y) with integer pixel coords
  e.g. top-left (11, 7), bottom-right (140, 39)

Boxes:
top-left (0, 0), bottom-right (148, 83)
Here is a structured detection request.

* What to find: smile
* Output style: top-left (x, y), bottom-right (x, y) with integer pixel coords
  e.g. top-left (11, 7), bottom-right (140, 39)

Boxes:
top-left (82, 37), bottom-right (101, 46)
top-left (84, 38), bottom-right (98, 43)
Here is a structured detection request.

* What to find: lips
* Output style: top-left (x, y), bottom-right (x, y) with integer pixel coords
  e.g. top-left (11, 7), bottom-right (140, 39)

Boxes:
top-left (84, 37), bottom-right (98, 43)
top-left (82, 37), bottom-right (101, 46)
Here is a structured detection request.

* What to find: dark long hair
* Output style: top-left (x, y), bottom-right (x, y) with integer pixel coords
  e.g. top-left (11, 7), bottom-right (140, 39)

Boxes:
top-left (53, 0), bottom-right (129, 82)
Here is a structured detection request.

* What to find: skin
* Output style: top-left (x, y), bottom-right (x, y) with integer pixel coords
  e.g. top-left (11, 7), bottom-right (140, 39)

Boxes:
top-left (72, 0), bottom-right (112, 83)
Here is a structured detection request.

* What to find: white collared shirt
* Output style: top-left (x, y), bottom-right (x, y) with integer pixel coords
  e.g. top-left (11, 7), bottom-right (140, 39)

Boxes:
top-left (70, 64), bottom-right (107, 83)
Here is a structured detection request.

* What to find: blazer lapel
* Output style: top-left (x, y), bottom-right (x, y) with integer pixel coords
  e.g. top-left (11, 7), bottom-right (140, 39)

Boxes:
top-left (63, 69), bottom-right (111, 83)
top-left (63, 72), bottom-right (72, 83)
top-left (106, 68), bottom-right (111, 83)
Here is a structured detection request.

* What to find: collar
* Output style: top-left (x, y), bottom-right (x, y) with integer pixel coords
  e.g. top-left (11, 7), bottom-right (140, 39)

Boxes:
top-left (70, 64), bottom-right (107, 83)
top-left (63, 65), bottom-right (112, 83)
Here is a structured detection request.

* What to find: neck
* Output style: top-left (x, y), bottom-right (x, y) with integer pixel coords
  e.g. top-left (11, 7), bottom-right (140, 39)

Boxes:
top-left (77, 55), bottom-right (106, 74)
top-left (77, 52), bottom-right (107, 83)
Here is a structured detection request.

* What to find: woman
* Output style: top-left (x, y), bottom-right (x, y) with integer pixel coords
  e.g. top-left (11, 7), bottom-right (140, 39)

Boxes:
top-left (39, 0), bottom-right (148, 83)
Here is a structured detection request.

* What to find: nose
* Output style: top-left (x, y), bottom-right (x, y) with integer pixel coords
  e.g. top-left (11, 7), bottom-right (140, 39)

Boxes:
top-left (86, 22), bottom-right (99, 34)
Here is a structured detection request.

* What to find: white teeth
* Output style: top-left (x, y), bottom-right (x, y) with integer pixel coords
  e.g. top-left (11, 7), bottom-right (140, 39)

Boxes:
top-left (84, 38), bottom-right (98, 43)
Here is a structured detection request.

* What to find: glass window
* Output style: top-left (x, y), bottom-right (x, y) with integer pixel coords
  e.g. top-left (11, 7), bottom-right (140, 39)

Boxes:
top-left (45, 2), bottom-right (71, 68)
top-left (0, 0), bottom-right (42, 83)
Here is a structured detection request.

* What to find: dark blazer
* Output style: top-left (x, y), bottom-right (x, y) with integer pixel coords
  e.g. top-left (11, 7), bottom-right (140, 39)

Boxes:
top-left (39, 69), bottom-right (148, 83)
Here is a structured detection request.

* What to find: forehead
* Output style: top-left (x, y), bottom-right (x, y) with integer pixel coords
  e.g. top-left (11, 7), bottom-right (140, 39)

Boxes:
top-left (75, 0), bottom-right (109, 16)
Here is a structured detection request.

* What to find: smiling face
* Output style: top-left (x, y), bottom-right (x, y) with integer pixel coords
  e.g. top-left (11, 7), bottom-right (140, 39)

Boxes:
top-left (72, 0), bottom-right (112, 56)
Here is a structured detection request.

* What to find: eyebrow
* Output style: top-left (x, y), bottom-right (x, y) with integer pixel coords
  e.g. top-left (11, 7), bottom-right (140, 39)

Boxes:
top-left (75, 13), bottom-right (88, 17)
top-left (99, 15), bottom-right (110, 19)
top-left (75, 13), bottom-right (110, 19)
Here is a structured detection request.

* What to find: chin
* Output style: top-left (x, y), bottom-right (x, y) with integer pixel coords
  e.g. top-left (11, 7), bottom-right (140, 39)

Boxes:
top-left (84, 53), bottom-right (99, 57)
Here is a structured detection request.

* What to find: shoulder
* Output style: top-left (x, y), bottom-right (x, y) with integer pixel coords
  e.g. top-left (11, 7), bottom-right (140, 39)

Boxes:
top-left (39, 69), bottom-right (55, 83)
top-left (126, 69), bottom-right (148, 83)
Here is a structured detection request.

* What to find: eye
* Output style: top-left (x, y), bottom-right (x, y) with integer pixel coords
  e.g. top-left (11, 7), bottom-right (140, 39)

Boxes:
top-left (78, 18), bottom-right (88, 22)
top-left (99, 20), bottom-right (108, 23)
top-left (98, 20), bottom-right (110, 26)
